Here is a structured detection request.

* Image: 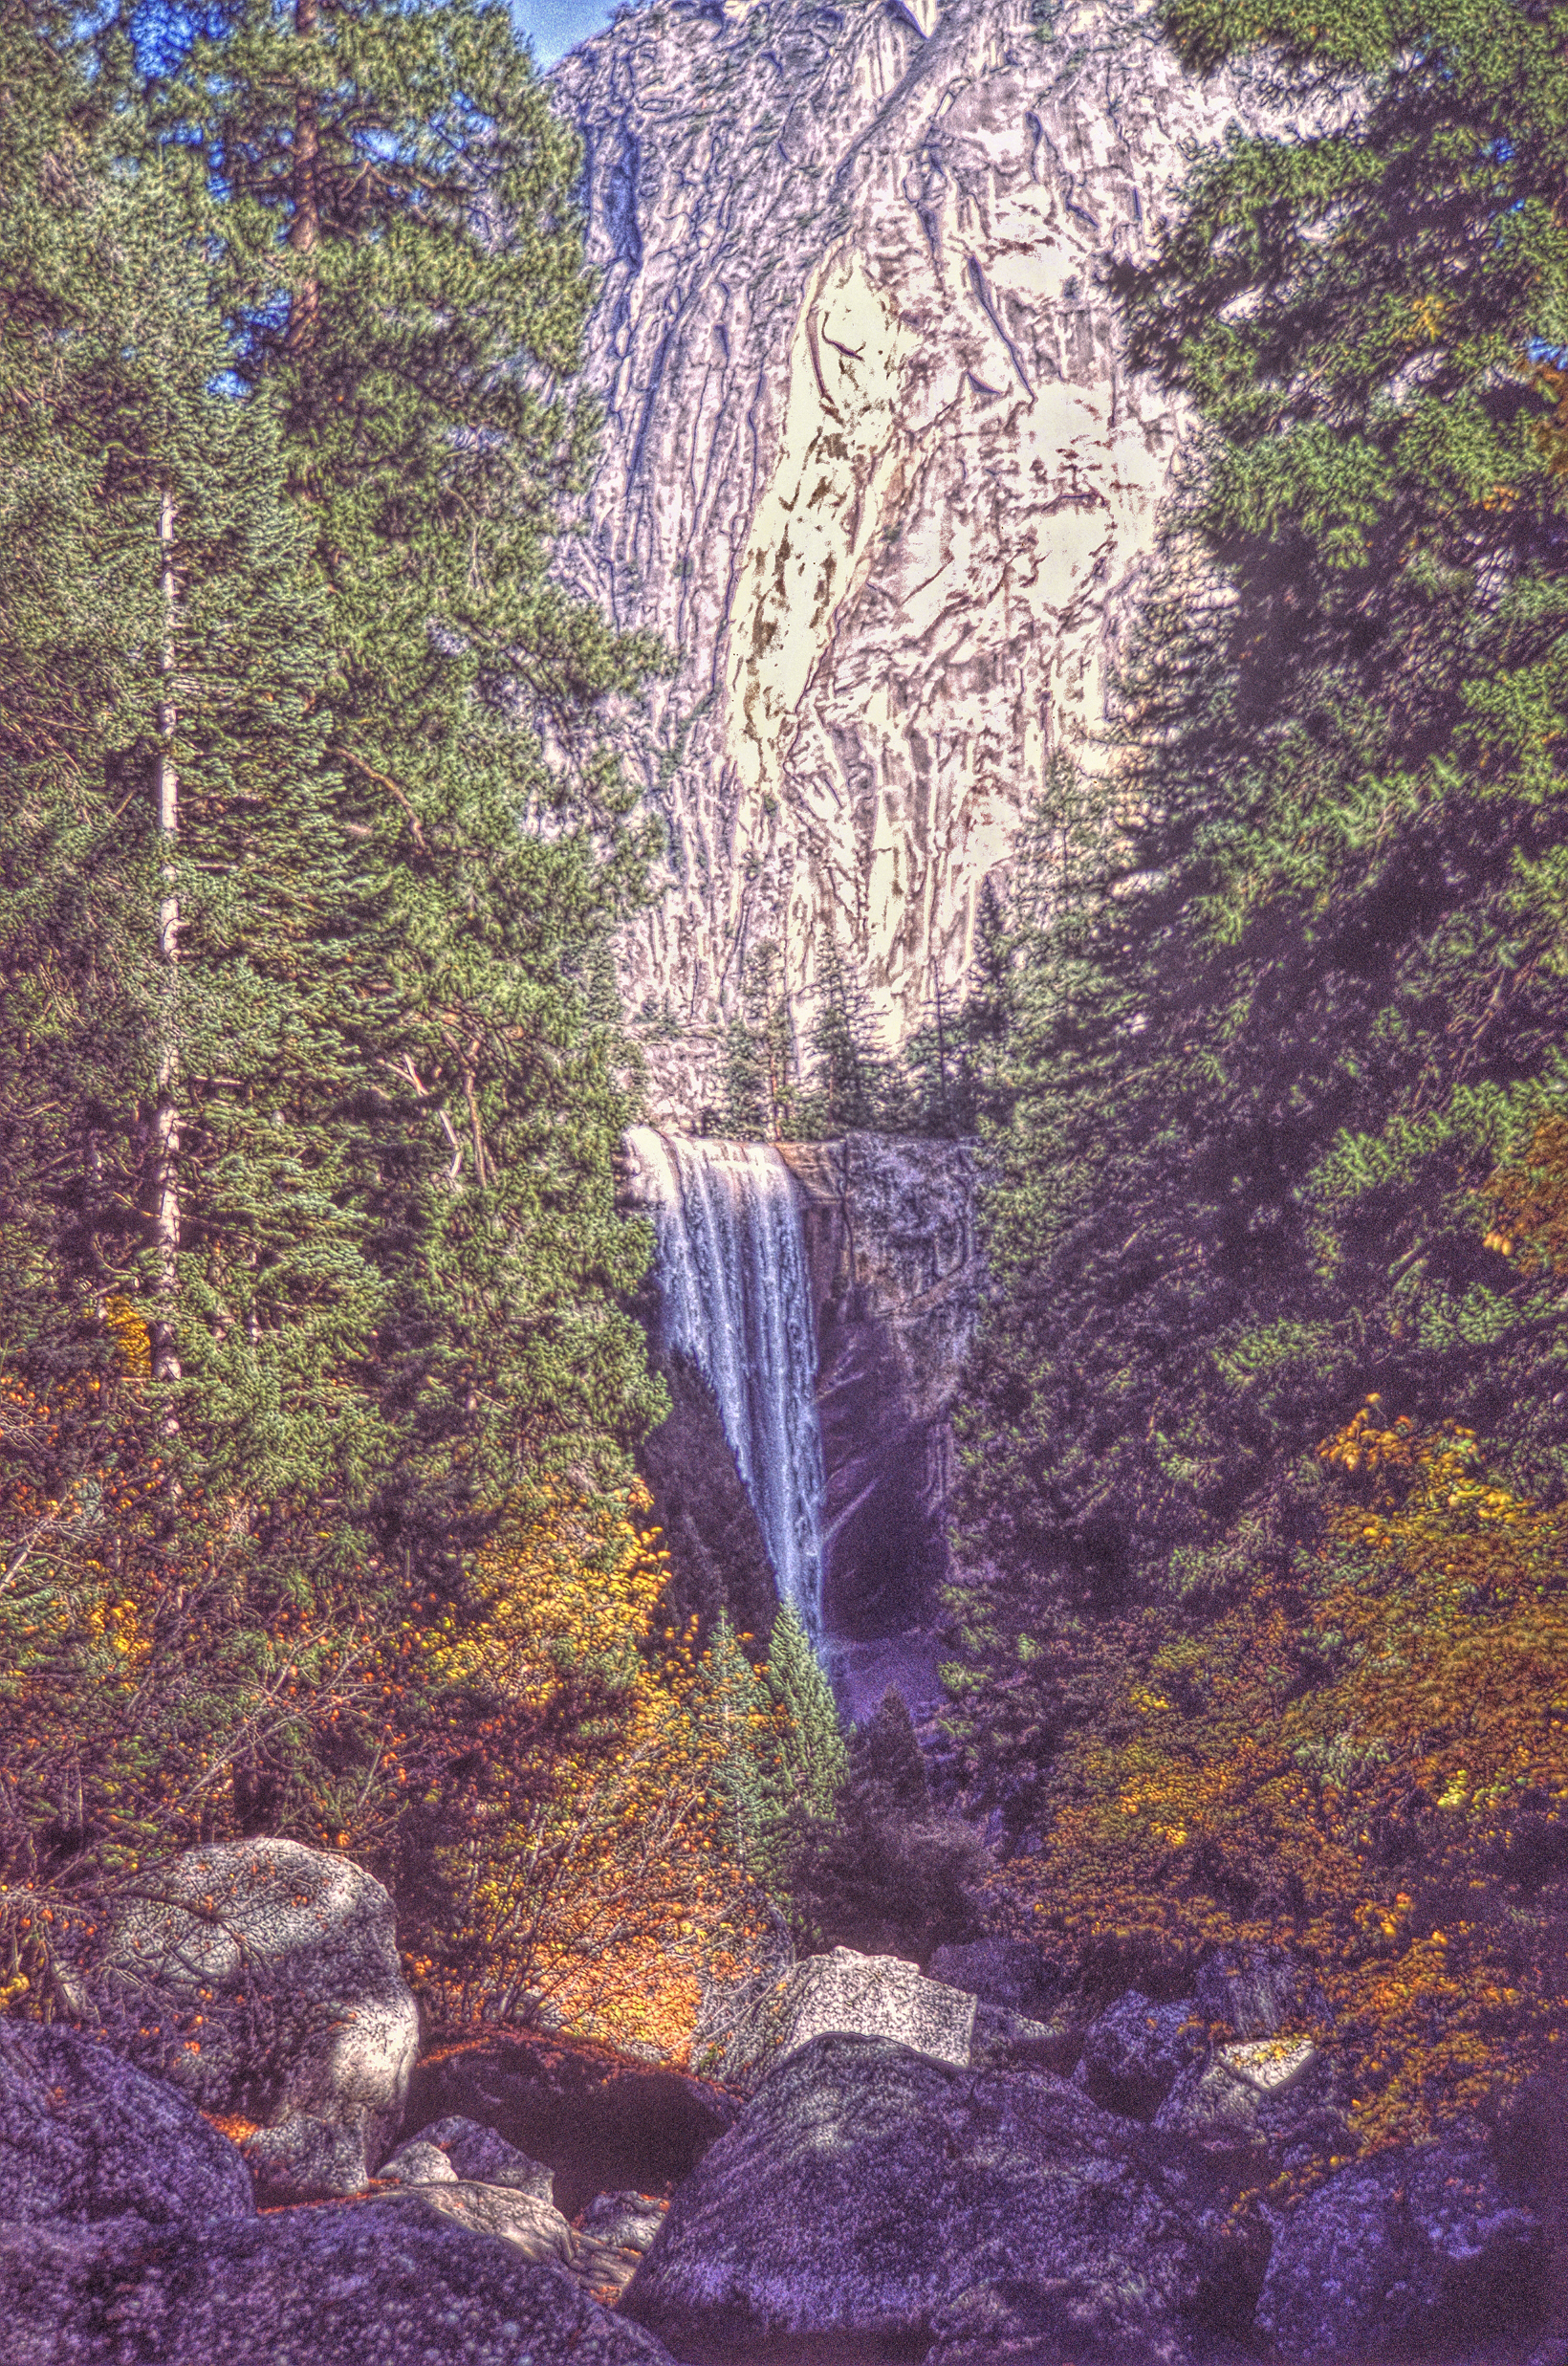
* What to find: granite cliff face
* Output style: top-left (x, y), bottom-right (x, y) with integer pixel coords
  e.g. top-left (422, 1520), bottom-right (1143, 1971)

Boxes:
top-left (553, 0), bottom-right (1264, 1124)
top-left (778, 1134), bottom-right (977, 1680)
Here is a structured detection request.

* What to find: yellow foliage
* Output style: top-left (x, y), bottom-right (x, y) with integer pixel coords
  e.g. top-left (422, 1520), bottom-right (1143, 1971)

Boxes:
top-left (403, 1484), bottom-right (770, 2060)
top-left (987, 1417), bottom-right (1568, 2158)
top-left (101, 1295), bottom-right (151, 1381)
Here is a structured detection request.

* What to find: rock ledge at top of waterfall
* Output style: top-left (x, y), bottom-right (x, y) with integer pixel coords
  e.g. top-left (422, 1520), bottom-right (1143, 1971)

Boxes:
top-left (552, 0), bottom-right (1283, 1128)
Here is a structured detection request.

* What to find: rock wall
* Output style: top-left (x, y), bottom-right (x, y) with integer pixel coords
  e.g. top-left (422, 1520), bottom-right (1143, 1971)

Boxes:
top-left (625, 1129), bottom-right (978, 1705)
top-left (552, 0), bottom-right (1267, 1125)
top-left (778, 1133), bottom-right (978, 1661)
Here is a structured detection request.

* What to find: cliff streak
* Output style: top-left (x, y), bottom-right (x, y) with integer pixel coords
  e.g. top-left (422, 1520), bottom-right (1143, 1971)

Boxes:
top-left (724, 248), bottom-right (914, 816)
top-left (553, 0), bottom-right (1272, 1125)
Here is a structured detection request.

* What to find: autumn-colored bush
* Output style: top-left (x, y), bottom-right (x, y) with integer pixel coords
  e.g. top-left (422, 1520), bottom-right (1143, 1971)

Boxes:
top-left (0, 1319), bottom-right (791, 2065)
top-left (387, 1484), bottom-right (795, 2059)
top-left (982, 1403), bottom-right (1568, 2157)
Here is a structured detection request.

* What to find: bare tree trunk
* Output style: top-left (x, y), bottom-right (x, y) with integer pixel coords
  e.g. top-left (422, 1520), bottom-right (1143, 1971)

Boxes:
top-left (287, 0), bottom-right (321, 357)
top-left (147, 486), bottom-right (182, 1392)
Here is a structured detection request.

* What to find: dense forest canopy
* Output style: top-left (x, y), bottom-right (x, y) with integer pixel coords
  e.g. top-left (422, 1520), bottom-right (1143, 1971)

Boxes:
top-left (0, 0), bottom-right (847, 2039)
top-left (942, 0), bottom-right (1568, 2146)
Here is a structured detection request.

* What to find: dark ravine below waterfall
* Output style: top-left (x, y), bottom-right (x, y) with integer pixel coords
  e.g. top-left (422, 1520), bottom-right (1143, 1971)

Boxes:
top-left (622, 1127), bottom-right (981, 1720)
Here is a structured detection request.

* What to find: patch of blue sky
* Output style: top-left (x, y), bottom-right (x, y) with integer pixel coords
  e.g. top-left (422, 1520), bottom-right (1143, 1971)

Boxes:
top-left (513, 0), bottom-right (622, 68)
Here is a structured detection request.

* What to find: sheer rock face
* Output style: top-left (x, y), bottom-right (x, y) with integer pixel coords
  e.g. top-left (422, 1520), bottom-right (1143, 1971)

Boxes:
top-left (779, 1132), bottom-right (979, 1650)
top-left (553, 0), bottom-right (1263, 1124)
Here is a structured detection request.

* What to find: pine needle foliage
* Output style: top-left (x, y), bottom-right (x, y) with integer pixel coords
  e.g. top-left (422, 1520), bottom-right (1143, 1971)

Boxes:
top-left (947, 0), bottom-right (1568, 2142)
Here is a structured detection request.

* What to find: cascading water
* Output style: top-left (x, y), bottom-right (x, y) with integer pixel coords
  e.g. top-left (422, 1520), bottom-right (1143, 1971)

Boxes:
top-left (625, 1128), bottom-right (826, 1647)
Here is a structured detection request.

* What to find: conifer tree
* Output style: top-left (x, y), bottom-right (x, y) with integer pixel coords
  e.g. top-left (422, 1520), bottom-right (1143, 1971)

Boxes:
top-left (0, 30), bottom-right (386, 1509)
top-left (123, 0), bottom-right (670, 1565)
top-left (741, 1600), bottom-right (846, 1898)
top-left (763, 1601), bottom-right (846, 1820)
top-left (801, 921), bottom-right (882, 1135)
top-left (947, 0), bottom-right (1568, 1805)
top-left (724, 939), bottom-right (794, 1138)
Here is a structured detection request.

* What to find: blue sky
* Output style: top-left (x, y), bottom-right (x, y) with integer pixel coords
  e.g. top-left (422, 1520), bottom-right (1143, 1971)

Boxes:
top-left (514, 0), bottom-right (620, 66)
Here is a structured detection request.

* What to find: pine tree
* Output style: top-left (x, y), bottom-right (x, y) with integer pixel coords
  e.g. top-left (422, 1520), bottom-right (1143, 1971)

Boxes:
top-left (946, 0), bottom-right (1568, 1810)
top-left (124, 0), bottom-right (671, 1567)
top-left (0, 32), bottom-right (386, 1509)
top-left (801, 921), bottom-right (882, 1136)
top-left (0, 13), bottom-right (409, 1891)
top-left (763, 1601), bottom-right (846, 1820)
top-left (741, 1600), bottom-right (846, 1900)
top-left (724, 938), bottom-right (795, 1138)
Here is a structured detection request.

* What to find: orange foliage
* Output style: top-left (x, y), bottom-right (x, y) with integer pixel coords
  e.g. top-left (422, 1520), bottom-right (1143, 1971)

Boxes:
top-left (1484, 1112), bottom-right (1568, 1273)
top-left (396, 1484), bottom-right (775, 2061)
top-left (1530, 356), bottom-right (1568, 483)
top-left (1, 1316), bottom-right (780, 2064)
top-left (986, 1403), bottom-right (1568, 2158)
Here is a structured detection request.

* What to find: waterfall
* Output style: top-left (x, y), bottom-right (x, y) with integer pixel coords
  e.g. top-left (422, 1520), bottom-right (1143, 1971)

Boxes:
top-left (626, 1128), bottom-right (826, 1647)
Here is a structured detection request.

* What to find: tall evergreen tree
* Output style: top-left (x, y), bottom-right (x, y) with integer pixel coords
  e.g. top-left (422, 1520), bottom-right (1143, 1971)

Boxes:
top-left (801, 921), bottom-right (882, 1135)
top-left (723, 938), bottom-right (794, 1139)
top-left (762, 1601), bottom-right (846, 1822)
top-left (947, 0), bottom-right (1568, 1803)
top-left (0, 20), bottom-right (386, 1508)
top-left (123, 0), bottom-right (670, 1566)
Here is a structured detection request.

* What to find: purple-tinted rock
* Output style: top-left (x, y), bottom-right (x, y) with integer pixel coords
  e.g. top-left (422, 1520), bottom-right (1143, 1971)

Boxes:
top-left (623, 2030), bottom-right (1213, 2364)
top-left (404, 2113), bottom-right (555, 2200)
top-left (578, 2189), bottom-right (667, 2252)
top-left (1076, 1990), bottom-right (1207, 2119)
top-left (242, 2108), bottom-right (367, 2204)
top-left (1256, 2138), bottom-right (1545, 2358)
top-left (0, 2197), bottom-right (675, 2365)
top-left (106, 1839), bottom-right (418, 2186)
top-left (0, 2020), bottom-right (251, 2227)
top-left (928, 1937), bottom-right (1061, 2021)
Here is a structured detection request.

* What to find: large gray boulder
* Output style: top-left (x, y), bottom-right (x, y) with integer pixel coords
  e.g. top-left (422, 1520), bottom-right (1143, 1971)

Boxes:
top-left (0, 2020), bottom-right (252, 2227)
top-left (710, 1945), bottom-right (976, 2091)
top-left (579, 2190), bottom-right (667, 2252)
top-left (105, 1839), bottom-right (419, 2197)
top-left (1256, 2137), bottom-right (1545, 2358)
top-left (374, 2178), bottom-right (577, 2266)
top-left (1076, 1989), bottom-right (1208, 2120)
top-left (622, 2030), bottom-right (1216, 2364)
top-left (0, 2198), bottom-right (677, 2366)
top-left (405, 2112), bottom-right (554, 2201)
top-left (242, 2109), bottom-right (369, 2203)
top-left (376, 2136), bottom-right (458, 2185)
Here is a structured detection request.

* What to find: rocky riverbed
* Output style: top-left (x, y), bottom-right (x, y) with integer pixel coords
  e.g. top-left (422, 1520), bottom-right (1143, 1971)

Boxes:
top-left (0, 1840), bottom-right (1559, 2365)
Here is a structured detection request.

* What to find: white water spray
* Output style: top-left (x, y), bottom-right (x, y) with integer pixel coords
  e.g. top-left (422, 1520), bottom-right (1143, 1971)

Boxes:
top-left (626, 1128), bottom-right (826, 1647)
